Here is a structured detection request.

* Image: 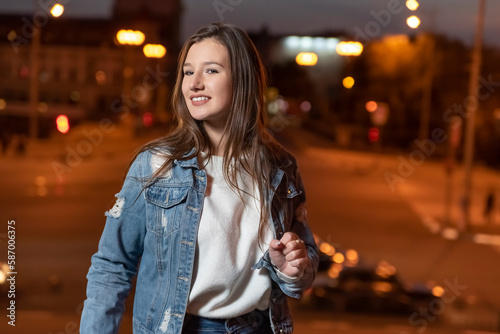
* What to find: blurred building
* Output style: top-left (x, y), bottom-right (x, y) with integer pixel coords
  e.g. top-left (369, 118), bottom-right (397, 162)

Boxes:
top-left (249, 28), bottom-right (353, 134)
top-left (0, 0), bottom-right (182, 138)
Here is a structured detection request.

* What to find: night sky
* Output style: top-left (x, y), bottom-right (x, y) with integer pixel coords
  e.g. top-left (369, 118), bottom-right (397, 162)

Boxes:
top-left (1, 0), bottom-right (499, 47)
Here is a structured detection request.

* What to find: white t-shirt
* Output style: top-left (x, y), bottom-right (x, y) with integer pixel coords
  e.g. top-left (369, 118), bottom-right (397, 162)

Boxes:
top-left (186, 153), bottom-right (274, 319)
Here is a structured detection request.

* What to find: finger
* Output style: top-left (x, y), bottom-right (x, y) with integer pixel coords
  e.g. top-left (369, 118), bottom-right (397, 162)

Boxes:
top-left (279, 232), bottom-right (299, 245)
top-left (288, 257), bottom-right (310, 270)
top-left (285, 248), bottom-right (307, 262)
top-left (282, 238), bottom-right (305, 256)
top-left (268, 239), bottom-right (285, 251)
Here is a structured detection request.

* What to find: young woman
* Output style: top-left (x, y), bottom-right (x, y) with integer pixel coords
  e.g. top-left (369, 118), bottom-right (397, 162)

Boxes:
top-left (80, 23), bottom-right (319, 334)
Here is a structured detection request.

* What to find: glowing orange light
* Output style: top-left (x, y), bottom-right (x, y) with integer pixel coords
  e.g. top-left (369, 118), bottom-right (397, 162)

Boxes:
top-left (56, 115), bottom-right (70, 134)
top-left (372, 282), bottom-right (393, 293)
top-left (407, 15), bottom-right (421, 29)
top-left (333, 253), bottom-right (345, 264)
top-left (343, 76), bottom-right (355, 89)
top-left (345, 249), bottom-right (359, 264)
top-left (432, 285), bottom-right (444, 297)
top-left (50, 4), bottom-right (64, 17)
top-left (319, 242), bottom-right (335, 256)
top-left (365, 101), bottom-right (378, 112)
top-left (116, 29), bottom-right (145, 46)
top-left (328, 266), bottom-right (340, 279)
top-left (295, 52), bottom-right (318, 66)
top-left (336, 41), bottom-right (363, 56)
top-left (0, 263), bottom-right (9, 284)
top-left (143, 44), bottom-right (167, 58)
top-left (406, 0), bottom-right (419, 11)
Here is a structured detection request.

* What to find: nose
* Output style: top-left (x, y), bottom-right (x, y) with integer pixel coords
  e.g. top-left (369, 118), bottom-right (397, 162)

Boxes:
top-left (189, 73), bottom-right (204, 91)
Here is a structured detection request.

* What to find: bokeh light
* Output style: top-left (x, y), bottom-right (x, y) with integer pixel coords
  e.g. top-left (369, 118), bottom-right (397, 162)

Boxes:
top-left (342, 76), bottom-right (355, 89)
top-left (407, 15), bottom-right (421, 29)
top-left (143, 44), bottom-right (167, 58)
top-left (56, 115), bottom-right (70, 134)
top-left (336, 41), bottom-right (363, 56)
top-left (50, 4), bottom-right (64, 17)
top-left (406, 0), bottom-right (419, 11)
top-left (365, 101), bottom-right (378, 113)
top-left (295, 52), bottom-right (318, 66)
top-left (116, 29), bottom-right (145, 45)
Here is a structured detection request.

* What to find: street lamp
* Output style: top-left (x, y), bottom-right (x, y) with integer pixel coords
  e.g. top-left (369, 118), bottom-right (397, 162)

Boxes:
top-left (295, 52), bottom-right (318, 66)
top-left (143, 43), bottom-right (168, 124)
top-left (116, 30), bottom-right (145, 46)
top-left (407, 15), bottom-right (421, 29)
top-left (115, 29), bottom-right (145, 94)
top-left (50, 4), bottom-right (64, 17)
top-left (405, 2), bottom-right (434, 142)
top-left (406, 0), bottom-right (421, 28)
top-left (336, 41), bottom-right (363, 56)
top-left (462, 0), bottom-right (487, 230)
top-left (406, 0), bottom-right (419, 11)
top-left (29, 3), bottom-right (65, 140)
top-left (143, 44), bottom-right (166, 58)
top-left (342, 76), bottom-right (355, 89)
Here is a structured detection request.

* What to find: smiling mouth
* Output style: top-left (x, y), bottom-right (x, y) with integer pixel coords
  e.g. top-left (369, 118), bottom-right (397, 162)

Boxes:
top-left (192, 97), bottom-right (210, 102)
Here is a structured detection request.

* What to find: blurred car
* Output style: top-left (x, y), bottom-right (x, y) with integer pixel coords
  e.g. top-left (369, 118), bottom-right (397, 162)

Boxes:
top-left (300, 235), bottom-right (442, 315)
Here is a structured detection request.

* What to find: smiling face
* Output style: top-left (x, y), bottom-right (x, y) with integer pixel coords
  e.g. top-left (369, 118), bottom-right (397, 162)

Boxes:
top-left (182, 38), bottom-right (232, 133)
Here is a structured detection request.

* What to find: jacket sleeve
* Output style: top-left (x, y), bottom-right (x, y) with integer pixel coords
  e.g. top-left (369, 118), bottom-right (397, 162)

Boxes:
top-left (80, 152), bottom-right (148, 334)
top-left (263, 158), bottom-right (319, 299)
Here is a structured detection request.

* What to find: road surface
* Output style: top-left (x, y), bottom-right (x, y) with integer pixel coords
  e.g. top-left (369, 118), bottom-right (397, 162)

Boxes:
top-left (1, 122), bottom-right (499, 333)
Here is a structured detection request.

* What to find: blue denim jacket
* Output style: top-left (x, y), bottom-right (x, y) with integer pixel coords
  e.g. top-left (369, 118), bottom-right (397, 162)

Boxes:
top-left (81, 149), bottom-right (319, 334)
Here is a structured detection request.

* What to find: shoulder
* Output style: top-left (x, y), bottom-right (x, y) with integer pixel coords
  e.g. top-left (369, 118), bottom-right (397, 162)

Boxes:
top-left (137, 146), bottom-right (199, 177)
top-left (127, 148), bottom-right (171, 177)
top-left (270, 144), bottom-right (297, 170)
top-left (149, 148), bottom-right (171, 173)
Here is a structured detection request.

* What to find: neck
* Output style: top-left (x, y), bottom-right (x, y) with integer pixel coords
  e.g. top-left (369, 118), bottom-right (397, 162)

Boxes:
top-left (204, 125), bottom-right (226, 156)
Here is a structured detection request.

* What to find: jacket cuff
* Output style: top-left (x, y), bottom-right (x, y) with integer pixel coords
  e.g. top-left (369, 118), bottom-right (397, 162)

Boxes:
top-left (275, 268), bottom-right (303, 284)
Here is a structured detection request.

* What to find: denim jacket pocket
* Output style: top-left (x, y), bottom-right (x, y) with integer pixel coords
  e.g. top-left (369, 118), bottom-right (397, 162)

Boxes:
top-left (145, 185), bottom-right (189, 235)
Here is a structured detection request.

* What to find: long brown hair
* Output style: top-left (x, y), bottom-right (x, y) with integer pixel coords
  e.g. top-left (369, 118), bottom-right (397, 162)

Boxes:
top-left (133, 23), bottom-right (286, 242)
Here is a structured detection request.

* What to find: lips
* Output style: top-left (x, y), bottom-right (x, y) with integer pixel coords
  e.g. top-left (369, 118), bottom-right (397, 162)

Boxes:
top-left (190, 95), bottom-right (211, 106)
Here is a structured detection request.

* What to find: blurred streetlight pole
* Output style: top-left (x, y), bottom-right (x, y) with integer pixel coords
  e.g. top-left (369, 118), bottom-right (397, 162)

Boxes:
top-left (462, 0), bottom-right (486, 229)
top-left (28, 4), bottom-right (64, 140)
top-left (419, 35), bottom-right (435, 142)
top-left (405, 1), bottom-right (435, 142)
top-left (143, 44), bottom-right (168, 123)
top-left (28, 25), bottom-right (41, 140)
top-left (116, 30), bottom-right (145, 95)
top-left (115, 30), bottom-right (145, 133)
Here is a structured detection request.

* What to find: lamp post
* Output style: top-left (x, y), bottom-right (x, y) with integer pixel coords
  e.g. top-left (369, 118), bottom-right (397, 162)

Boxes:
top-left (143, 44), bottom-right (168, 124)
top-left (28, 3), bottom-right (64, 140)
top-left (462, 0), bottom-right (486, 230)
top-left (419, 35), bottom-right (436, 142)
top-left (336, 41), bottom-right (364, 139)
top-left (116, 29), bottom-right (145, 97)
top-left (405, 1), bottom-right (435, 142)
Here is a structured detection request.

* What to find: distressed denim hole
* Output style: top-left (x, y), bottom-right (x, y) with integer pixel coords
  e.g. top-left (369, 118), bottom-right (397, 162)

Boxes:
top-left (106, 196), bottom-right (125, 218)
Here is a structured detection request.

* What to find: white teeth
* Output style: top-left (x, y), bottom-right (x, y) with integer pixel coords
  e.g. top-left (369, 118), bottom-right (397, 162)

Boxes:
top-left (192, 97), bottom-right (209, 102)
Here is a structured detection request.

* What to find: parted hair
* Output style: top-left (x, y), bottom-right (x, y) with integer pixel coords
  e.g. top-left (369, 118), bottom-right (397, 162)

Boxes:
top-left (131, 22), bottom-right (288, 242)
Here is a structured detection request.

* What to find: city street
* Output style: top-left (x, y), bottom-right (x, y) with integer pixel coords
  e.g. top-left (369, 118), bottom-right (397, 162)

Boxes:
top-left (1, 121), bottom-right (500, 333)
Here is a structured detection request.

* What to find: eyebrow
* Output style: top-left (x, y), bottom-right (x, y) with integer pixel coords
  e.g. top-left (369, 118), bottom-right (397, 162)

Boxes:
top-left (183, 61), bottom-right (224, 68)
